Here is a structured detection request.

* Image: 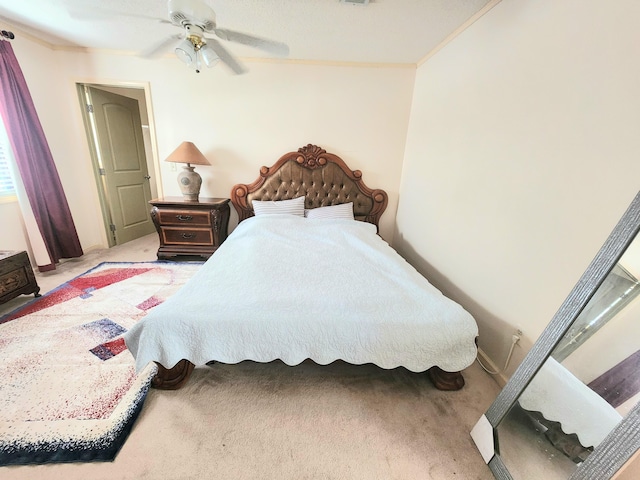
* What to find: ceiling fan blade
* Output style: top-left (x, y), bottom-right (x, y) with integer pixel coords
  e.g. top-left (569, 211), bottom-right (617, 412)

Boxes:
top-left (140, 34), bottom-right (184, 59)
top-left (204, 37), bottom-right (247, 74)
top-left (213, 28), bottom-right (289, 57)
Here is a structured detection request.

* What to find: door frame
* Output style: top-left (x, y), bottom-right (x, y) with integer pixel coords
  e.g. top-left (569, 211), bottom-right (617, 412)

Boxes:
top-left (75, 80), bottom-right (163, 247)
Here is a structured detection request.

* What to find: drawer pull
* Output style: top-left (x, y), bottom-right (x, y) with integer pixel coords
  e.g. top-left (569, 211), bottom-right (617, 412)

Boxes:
top-left (176, 214), bottom-right (193, 221)
top-left (181, 233), bottom-right (196, 239)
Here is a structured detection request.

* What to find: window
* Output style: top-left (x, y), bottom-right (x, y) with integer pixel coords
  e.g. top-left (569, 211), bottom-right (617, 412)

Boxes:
top-left (0, 117), bottom-right (16, 200)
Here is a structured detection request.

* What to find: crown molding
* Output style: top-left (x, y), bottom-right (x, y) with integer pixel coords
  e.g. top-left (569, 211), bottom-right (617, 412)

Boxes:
top-left (54, 44), bottom-right (417, 69)
top-left (0, 20), bottom-right (53, 49)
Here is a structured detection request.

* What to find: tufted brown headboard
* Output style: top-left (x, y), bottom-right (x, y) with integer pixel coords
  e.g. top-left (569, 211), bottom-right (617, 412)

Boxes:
top-left (231, 144), bottom-right (388, 229)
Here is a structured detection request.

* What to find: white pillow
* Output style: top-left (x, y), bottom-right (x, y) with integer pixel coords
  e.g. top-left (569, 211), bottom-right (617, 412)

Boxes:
top-left (252, 196), bottom-right (305, 217)
top-left (305, 202), bottom-right (354, 220)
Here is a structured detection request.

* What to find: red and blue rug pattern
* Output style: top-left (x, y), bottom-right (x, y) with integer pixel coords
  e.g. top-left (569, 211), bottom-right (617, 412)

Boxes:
top-left (0, 261), bottom-right (202, 466)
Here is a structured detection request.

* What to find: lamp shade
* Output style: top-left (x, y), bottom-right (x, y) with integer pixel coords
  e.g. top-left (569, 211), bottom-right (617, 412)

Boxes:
top-left (165, 142), bottom-right (210, 166)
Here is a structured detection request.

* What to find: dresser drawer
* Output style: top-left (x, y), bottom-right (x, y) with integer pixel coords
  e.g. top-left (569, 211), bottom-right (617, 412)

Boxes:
top-left (161, 227), bottom-right (213, 246)
top-left (0, 268), bottom-right (29, 296)
top-left (0, 250), bottom-right (40, 305)
top-left (156, 209), bottom-right (212, 227)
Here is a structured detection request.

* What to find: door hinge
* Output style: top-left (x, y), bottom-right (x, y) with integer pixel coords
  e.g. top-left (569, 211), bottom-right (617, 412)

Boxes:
top-left (86, 104), bottom-right (94, 113)
top-left (109, 224), bottom-right (116, 232)
top-left (99, 167), bottom-right (106, 176)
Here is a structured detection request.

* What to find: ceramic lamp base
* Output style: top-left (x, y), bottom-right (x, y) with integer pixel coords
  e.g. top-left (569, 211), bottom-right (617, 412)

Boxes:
top-left (177, 165), bottom-right (202, 202)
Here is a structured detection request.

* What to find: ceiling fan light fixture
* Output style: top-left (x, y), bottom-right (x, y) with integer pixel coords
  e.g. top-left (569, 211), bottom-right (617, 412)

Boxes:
top-left (175, 38), bottom-right (196, 65)
top-left (142, 0), bottom-right (289, 75)
top-left (200, 45), bottom-right (220, 68)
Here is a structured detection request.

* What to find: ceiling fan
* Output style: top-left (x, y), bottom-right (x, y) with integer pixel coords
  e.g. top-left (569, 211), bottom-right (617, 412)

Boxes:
top-left (141, 0), bottom-right (289, 74)
top-left (74, 0), bottom-right (290, 74)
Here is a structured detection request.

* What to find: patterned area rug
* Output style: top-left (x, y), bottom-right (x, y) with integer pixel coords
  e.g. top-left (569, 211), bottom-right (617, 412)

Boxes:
top-left (0, 261), bottom-right (201, 466)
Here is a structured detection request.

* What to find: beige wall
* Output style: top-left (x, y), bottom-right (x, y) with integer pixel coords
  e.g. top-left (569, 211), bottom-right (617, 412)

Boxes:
top-left (395, 0), bottom-right (640, 375)
top-left (0, 202), bottom-right (28, 251)
top-left (2, 40), bottom-right (414, 251)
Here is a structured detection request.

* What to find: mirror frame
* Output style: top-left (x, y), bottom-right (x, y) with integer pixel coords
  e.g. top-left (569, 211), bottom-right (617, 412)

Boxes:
top-left (476, 191), bottom-right (640, 480)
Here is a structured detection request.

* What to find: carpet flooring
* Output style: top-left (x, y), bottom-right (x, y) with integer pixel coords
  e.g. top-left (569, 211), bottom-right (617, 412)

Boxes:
top-left (0, 234), bottom-right (504, 479)
top-left (2, 359), bottom-right (500, 480)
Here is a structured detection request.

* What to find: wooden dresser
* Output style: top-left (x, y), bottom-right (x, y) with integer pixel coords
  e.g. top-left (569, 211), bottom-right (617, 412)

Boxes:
top-left (149, 197), bottom-right (230, 259)
top-left (0, 251), bottom-right (41, 305)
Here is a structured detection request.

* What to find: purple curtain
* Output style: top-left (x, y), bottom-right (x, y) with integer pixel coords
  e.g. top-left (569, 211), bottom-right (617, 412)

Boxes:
top-left (0, 41), bottom-right (83, 271)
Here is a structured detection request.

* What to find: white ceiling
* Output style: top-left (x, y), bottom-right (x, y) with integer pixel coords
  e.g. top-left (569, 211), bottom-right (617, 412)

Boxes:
top-left (0, 0), bottom-right (494, 64)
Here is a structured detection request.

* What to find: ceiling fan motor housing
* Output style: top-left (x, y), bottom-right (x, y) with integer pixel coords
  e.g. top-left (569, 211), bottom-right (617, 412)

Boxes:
top-left (168, 0), bottom-right (216, 31)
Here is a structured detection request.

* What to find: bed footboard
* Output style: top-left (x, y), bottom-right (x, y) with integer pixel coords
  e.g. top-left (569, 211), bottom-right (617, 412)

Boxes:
top-left (428, 367), bottom-right (465, 391)
top-left (152, 360), bottom-right (195, 390)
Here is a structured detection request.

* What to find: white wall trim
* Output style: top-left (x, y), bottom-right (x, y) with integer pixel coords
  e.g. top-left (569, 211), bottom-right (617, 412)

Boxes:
top-left (63, 47), bottom-right (417, 69)
top-left (0, 22), bottom-right (53, 49)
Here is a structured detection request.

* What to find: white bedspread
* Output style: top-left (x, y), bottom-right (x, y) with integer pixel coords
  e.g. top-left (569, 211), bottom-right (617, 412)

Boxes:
top-left (124, 215), bottom-right (478, 373)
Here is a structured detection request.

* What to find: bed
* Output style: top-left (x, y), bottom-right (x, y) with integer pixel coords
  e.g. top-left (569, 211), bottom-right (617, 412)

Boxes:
top-left (123, 144), bottom-right (479, 391)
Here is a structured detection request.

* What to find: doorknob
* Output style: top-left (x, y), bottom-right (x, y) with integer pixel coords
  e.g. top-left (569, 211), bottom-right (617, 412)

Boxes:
top-left (144, 175), bottom-right (151, 180)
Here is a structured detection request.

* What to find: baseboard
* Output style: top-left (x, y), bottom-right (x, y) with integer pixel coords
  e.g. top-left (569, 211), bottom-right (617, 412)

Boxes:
top-left (477, 347), bottom-right (509, 388)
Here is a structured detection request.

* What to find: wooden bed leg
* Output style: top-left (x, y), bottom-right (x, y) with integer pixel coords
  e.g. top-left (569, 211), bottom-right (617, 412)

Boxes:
top-left (428, 366), bottom-right (465, 391)
top-left (152, 359), bottom-right (195, 390)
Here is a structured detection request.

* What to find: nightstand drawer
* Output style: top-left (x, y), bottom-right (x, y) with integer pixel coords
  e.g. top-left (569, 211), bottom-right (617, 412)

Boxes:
top-left (161, 227), bottom-right (213, 246)
top-left (156, 209), bottom-right (212, 227)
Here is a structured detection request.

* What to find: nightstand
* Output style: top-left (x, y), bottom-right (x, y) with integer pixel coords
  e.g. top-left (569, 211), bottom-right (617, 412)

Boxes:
top-left (0, 251), bottom-right (41, 305)
top-left (149, 197), bottom-right (230, 259)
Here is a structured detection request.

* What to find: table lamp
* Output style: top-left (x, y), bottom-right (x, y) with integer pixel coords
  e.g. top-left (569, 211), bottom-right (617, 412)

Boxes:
top-left (165, 142), bottom-right (210, 201)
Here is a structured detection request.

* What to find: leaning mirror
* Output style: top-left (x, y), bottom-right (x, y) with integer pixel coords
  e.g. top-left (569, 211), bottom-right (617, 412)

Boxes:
top-left (472, 191), bottom-right (640, 480)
